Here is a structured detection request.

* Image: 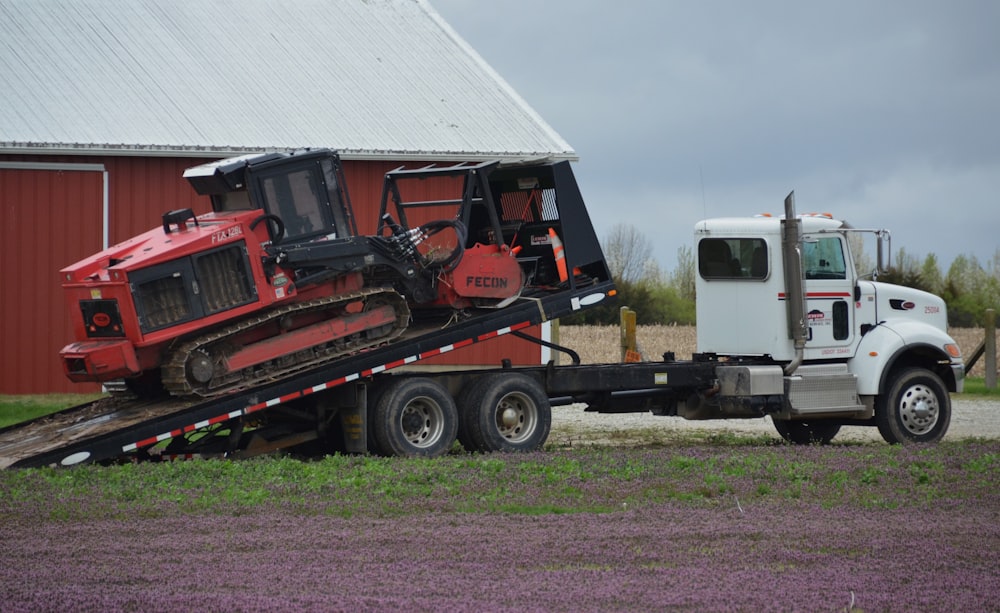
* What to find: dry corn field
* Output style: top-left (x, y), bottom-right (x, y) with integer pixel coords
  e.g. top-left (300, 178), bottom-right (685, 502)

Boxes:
top-left (559, 325), bottom-right (995, 377)
top-left (558, 324), bottom-right (697, 364)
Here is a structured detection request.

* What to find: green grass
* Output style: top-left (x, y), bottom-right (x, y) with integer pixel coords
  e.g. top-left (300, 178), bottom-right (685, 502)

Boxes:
top-left (0, 394), bottom-right (105, 429)
top-left (962, 376), bottom-right (1000, 396)
top-left (1, 440), bottom-right (996, 520)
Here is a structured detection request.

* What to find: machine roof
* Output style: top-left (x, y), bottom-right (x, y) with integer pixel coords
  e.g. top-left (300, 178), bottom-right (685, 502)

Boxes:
top-left (0, 0), bottom-right (574, 161)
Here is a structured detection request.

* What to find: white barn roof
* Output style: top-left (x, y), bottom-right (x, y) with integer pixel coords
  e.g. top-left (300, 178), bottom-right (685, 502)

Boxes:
top-left (0, 0), bottom-right (574, 160)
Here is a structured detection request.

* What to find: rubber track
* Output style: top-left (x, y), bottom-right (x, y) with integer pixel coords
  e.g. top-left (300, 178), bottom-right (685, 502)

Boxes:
top-left (161, 288), bottom-right (410, 397)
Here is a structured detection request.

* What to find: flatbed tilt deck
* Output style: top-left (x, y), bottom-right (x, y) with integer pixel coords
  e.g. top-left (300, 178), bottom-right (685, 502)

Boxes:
top-left (2, 152), bottom-right (625, 467)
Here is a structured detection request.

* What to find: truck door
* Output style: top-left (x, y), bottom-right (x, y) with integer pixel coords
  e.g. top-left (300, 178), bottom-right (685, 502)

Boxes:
top-left (802, 234), bottom-right (856, 357)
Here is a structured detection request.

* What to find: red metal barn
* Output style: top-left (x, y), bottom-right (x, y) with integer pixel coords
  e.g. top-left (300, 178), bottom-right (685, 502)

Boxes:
top-left (0, 0), bottom-right (574, 394)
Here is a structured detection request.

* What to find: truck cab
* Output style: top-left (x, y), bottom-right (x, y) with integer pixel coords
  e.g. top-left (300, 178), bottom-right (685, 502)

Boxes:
top-left (693, 199), bottom-right (964, 444)
top-left (696, 214), bottom-right (870, 361)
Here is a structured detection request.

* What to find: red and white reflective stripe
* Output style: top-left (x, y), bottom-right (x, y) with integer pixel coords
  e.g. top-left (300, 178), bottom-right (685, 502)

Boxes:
top-left (121, 320), bottom-right (532, 453)
top-left (778, 292), bottom-right (852, 299)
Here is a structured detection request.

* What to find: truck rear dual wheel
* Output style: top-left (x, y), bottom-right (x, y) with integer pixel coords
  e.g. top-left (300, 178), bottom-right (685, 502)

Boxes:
top-left (876, 368), bottom-right (951, 444)
top-left (371, 378), bottom-right (458, 458)
top-left (772, 419), bottom-right (841, 445)
top-left (457, 374), bottom-right (551, 453)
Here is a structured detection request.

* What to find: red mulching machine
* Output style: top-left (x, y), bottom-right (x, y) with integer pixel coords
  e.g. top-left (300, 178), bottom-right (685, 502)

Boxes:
top-left (58, 149), bottom-right (531, 397)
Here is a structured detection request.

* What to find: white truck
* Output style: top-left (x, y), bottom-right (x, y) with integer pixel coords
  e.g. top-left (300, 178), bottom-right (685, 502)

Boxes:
top-left (688, 192), bottom-right (963, 444)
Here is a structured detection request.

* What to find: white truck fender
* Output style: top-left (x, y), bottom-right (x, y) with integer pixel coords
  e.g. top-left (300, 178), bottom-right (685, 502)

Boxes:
top-left (849, 320), bottom-right (958, 395)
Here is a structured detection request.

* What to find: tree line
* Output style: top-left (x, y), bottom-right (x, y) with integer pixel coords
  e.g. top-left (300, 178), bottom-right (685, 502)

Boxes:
top-left (564, 223), bottom-right (998, 328)
top-left (877, 248), bottom-right (1000, 327)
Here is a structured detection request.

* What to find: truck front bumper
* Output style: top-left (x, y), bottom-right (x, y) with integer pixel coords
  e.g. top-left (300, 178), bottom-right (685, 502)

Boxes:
top-left (951, 360), bottom-right (965, 394)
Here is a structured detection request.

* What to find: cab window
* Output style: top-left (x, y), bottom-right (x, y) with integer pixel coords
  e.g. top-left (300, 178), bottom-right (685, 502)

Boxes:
top-left (803, 237), bottom-right (847, 280)
top-left (699, 238), bottom-right (768, 279)
top-left (254, 159), bottom-right (349, 242)
top-left (262, 167), bottom-right (327, 240)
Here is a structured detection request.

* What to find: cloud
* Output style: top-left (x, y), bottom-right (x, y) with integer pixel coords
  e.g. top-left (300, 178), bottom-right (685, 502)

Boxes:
top-left (432, 0), bottom-right (1000, 272)
top-left (838, 159), bottom-right (1000, 265)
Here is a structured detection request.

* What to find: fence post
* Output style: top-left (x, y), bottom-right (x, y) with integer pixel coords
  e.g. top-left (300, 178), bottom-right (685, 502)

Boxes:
top-left (620, 307), bottom-right (640, 362)
top-left (986, 308), bottom-right (996, 390)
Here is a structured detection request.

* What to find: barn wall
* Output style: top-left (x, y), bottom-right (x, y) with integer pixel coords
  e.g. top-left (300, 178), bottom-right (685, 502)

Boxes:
top-left (0, 165), bottom-right (104, 393)
top-left (0, 154), bottom-right (541, 395)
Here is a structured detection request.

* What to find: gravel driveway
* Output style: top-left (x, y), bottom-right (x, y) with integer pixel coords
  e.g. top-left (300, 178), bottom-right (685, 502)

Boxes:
top-left (550, 396), bottom-right (1000, 445)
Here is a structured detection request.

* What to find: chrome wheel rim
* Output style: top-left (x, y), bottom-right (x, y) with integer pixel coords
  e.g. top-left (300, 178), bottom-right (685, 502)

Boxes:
top-left (400, 396), bottom-right (445, 448)
top-left (494, 392), bottom-right (537, 443)
top-left (898, 383), bottom-right (939, 436)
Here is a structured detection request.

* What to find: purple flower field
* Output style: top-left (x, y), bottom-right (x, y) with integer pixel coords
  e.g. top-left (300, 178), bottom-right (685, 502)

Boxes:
top-left (2, 442), bottom-right (998, 612)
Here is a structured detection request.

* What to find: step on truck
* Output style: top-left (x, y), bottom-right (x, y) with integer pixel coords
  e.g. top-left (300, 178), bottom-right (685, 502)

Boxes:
top-left (0, 155), bottom-right (964, 467)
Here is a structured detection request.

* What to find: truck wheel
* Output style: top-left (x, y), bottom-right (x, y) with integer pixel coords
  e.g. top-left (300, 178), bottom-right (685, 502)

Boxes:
top-left (876, 368), bottom-right (951, 444)
top-left (372, 378), bottom-right (457, 458)
top-left (772, 419), bottom-right (841, 445)
top-left (461, 374), bottom-right (551, 453)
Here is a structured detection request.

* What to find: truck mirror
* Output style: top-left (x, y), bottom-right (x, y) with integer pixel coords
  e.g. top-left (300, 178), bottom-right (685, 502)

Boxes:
top-left (876, 229), bottom-right (891, 274)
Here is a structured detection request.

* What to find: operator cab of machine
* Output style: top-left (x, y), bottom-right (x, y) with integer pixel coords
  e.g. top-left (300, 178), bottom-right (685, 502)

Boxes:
top-left (183, 149), bottom-right (355, 244)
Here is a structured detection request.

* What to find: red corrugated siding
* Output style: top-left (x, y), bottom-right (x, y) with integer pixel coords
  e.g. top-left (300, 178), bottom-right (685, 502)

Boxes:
top-left (1, 166), bottom-right (104, 393)
top-left (0, 155), bottom-right (541, 394)
top-left (106, 157), bottom-right (211, 243)
top-left (342, 160), bottom-right (400, 235)
top-left (1, 155), bottom-right (215, 393)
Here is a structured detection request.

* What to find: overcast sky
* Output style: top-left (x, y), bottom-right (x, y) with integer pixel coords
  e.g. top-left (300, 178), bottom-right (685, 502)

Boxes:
top-left (432, 0), bottom-right (999, 275)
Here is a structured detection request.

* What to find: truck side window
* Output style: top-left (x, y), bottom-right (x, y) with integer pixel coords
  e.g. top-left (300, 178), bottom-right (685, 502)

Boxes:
top-left (803, 237), bottom-right (847, 280)
top-left (699, 238), bottom-right (767, 280)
